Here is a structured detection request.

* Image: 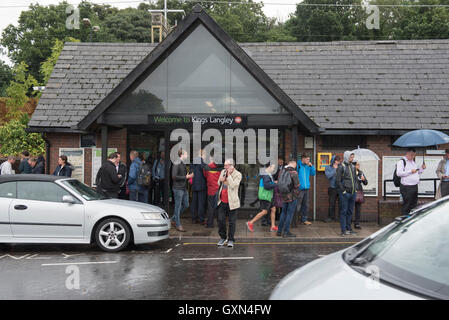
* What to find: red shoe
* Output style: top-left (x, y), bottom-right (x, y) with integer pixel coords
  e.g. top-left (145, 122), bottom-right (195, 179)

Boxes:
top-left (246, 221), bottom-right (254, 232)
top-left (270, 226), bottom-right (278, 232)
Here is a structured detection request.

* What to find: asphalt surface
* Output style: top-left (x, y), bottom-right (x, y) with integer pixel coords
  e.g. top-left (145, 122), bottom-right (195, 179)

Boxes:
top-left (0, 239), bottom-right (356, 299)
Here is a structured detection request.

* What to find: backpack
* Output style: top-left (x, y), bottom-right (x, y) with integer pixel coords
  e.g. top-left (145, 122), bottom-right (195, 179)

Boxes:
top-left (137, 162), bottom-right (152, 187)
top-left (277, 168), bottom-right (293, 195)
top-left (393, 159), bottom-right (406, 188)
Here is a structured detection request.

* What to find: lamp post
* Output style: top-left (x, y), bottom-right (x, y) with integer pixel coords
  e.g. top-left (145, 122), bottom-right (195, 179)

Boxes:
top-left (82, 18), bottom-right (100, 42)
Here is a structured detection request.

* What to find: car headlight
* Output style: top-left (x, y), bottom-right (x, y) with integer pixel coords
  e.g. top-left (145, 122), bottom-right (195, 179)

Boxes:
top-left (141, 212), bottom-right (163, 220)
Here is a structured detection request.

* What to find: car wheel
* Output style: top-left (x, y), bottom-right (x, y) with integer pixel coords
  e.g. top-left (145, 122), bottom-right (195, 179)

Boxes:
top-left (95, 218), bottom-right (131, 252)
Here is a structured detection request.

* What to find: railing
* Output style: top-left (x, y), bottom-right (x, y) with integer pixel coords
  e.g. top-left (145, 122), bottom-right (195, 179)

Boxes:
top-left (383, 178), bottom-right (439, 201)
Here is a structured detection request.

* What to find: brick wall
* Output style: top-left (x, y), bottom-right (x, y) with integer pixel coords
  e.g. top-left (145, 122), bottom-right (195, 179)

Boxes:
top-left (284, 129), bottom-right (448, 221)
top-left (47, 128), bottom-right (127, 186)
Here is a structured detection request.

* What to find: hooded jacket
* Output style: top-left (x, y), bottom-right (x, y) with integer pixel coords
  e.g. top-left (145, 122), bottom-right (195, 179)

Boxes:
top-left (336, 151), bottom-right (357, 194)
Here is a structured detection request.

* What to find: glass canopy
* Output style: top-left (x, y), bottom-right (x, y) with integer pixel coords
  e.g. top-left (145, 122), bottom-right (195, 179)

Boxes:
top-left (109, 24), bottom-right (283, 114)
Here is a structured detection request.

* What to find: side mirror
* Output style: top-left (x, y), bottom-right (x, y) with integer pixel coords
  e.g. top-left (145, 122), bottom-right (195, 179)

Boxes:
top-left (62, 195), bottom-right (77, 204)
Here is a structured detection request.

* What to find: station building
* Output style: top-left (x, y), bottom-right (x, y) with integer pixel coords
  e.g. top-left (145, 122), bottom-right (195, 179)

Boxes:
top-left (28, 5), bottom-right (449, 221)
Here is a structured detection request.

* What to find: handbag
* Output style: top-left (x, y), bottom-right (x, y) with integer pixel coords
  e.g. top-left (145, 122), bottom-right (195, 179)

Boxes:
top-left (355, 190), bottom-right (365, 204)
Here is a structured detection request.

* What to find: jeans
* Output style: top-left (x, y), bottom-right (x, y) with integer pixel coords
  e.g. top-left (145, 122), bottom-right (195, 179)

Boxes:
top-left (296, 189), bottom-right (310, 223)
top-left (206, 195), bottom-right (218, 227)
top-left (339, 192), bottom-right (356, 233)
top-left (218, 202), bottom-right (237, 242)
top-left (172, 188), bottom-right (189, 227)
top-left (192, 190), bottom-right (207, 223)
top-left (328, 187), bottom-right (338, 220)
top-left (278, 200), bottom-right (298, 235)
top-left (129, 189), bottom-right (148, 203)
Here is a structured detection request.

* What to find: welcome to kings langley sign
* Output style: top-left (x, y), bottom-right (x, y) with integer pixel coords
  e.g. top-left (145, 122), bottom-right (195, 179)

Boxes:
top-left (148, 115), bottom-right (247, 126)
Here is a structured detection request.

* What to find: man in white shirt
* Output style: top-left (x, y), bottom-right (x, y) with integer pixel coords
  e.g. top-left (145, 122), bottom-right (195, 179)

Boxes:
top-left (0, 156), bottom-right (16, 175)
top-left (397, 148), bottom-right (426, 215)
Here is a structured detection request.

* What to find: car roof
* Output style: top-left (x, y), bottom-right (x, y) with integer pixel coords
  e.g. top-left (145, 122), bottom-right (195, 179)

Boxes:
top-left (0, 174), bottom-right (72, 183)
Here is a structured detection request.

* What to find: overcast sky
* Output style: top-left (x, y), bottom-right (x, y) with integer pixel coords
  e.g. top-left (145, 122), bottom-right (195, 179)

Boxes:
top-left (0, 0), bottom-right (298, 66)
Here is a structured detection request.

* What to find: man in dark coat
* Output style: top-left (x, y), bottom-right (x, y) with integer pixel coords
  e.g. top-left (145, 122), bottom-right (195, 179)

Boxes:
top-left (96, 152), bottom-right (122, 198)
top-left (29, 157), bottom-right (45, 174)
top-left (19, 151), bottom-right (32, 174)
top-left (190, 149), bottom-right (208, 224)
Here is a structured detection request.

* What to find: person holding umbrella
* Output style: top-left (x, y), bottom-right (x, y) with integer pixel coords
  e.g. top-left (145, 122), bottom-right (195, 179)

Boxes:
top-left (396, 148), bottom-right (426, 215)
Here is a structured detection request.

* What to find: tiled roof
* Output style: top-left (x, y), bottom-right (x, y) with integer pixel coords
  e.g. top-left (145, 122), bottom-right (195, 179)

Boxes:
top-left (29, 39), bottom-right (449, 130)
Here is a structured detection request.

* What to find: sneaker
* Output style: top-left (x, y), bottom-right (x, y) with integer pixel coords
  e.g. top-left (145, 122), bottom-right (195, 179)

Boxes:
top-left (246, 221), bottom-right (254, 232)
top-left (270, 226), bottom-right (278, 232)
top-left (349, 230), bottom-right (358, 235)
top-left (344, 231), bottom-right (351, 235)
top-left (176, 226), bottom-right (186, 232)
top-left (340, 232), bottom-right (346, 237)
top-left (276, 232), bottom-right (282, 237)
top-left (283, 232), bottom-right (296, 238)
top-left (227, 241), bottom-right (234, 248)
top-left (301, 221), bottom-right (312, 226)
top-left (217, 239), bottom-right (227, 246)
top-left (354, 224), bottom-right (362, 230)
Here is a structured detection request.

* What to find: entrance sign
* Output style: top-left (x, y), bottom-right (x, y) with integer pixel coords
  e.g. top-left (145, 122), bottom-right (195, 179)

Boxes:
top-left (59, 148), bottom-right (84, 183)
top-left (149, 115), bottom-right (247, 126)
top-left (92, 148), bottom-right (117, 187)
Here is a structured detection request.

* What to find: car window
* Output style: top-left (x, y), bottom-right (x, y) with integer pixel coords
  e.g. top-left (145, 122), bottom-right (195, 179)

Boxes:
top-left (0, 182), bottom-right (16, 198)
top-left (354, 199), bottom-right (449, 299)
top-left (17, 181), bottom-right (72, 203)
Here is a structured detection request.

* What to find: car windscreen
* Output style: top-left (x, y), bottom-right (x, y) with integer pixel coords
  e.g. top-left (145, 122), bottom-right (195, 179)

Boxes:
top-left (61, 179), bottom-right (107, 201)
top-left (348, 199), bottom-right (449, 299)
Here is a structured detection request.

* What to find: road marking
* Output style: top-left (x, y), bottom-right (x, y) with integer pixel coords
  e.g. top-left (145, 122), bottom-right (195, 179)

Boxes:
top-left (41, 261), bottom-right (117, 267)
top-left (0, 254), bottom-right (30, 260)
top-left (62, 253), bottom-right (84, 259)
top-left (182, 257), bottom-right (254, 261)
top-left (165, 248), bottom-right (173, 253)
top-left (182, 241), bottom-right (357, 246)
top-left (26, 254), bottom-right (52, 260)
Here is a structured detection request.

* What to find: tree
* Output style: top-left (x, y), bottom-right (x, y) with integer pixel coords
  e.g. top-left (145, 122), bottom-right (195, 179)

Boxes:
top-left (285, 0), bottom-right (369, 41)
top-left (0, 115), bottom-right (45, 156)
top-left (0, 62), bottom-right (44, 156)
top-left (0, 61), bottom-right (12, 97)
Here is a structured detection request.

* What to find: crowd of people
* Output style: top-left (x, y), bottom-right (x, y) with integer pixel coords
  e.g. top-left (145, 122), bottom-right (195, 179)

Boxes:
top-left (2, 146), bottom-right (449, 242)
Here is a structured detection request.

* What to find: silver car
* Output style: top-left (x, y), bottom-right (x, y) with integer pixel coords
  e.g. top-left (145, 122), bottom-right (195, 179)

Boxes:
top-left (270, 197), bottom-right (449, 300)
top-left (0, 175), bottom-right (170, 252)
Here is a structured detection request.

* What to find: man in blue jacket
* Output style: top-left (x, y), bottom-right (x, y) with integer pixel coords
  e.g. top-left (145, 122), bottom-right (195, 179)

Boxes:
top-left (128, 150), bottom-right (148, 203)
top-left (296, 154), bottom-right (316, 225)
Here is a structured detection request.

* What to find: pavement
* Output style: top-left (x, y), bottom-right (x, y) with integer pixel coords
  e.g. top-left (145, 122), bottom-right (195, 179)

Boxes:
top-left (169, 218), bottom-right (382, 242)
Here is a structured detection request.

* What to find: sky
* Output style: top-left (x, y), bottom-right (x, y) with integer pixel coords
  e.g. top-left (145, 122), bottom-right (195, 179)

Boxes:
top-left (0, 0), bottom-right (298, 66)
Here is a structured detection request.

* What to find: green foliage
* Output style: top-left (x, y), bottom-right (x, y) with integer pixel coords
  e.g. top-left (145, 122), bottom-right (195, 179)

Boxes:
top-left (0, 62), bottom-right (45, 157)
top-left (0, 61), bottom-right (12, 97)
top-left (0, 113), bottom-right (45, 156)
top-left (5, 61), bottom-right (38, 119)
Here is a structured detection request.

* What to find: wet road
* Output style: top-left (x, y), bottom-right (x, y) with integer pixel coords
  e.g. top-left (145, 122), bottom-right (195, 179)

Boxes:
top-left (0, 240), bottom-right (356, 299)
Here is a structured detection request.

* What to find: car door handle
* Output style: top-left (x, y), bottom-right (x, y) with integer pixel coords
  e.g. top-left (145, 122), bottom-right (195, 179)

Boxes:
top-left (14, 205), bottom-right (28, 210)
